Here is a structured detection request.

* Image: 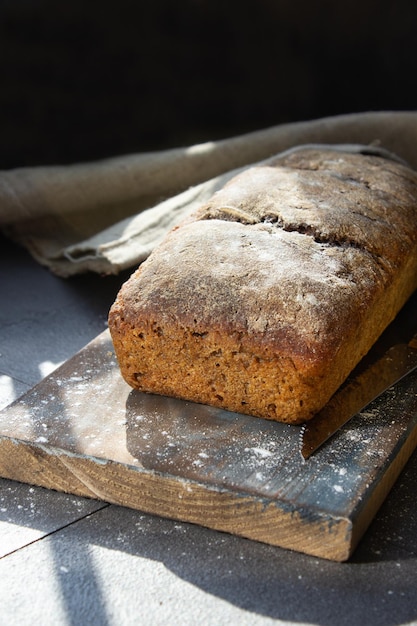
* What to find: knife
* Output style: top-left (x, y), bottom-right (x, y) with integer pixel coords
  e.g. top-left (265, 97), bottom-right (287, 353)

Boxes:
top-left (299, 332), bottom-right (417, 460)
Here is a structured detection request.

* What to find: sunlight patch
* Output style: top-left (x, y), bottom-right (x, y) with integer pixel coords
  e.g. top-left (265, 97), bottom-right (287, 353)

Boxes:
top-left (39, 361), bottom-right (63, 378)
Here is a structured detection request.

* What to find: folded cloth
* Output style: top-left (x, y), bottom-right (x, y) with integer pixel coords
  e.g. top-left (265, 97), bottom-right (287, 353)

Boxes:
top-left (1, 111), bottom-right (416, 276)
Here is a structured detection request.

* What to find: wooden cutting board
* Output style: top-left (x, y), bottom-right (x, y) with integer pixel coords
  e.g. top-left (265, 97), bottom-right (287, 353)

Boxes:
top-left (1, 297), bottom-right (417, 562)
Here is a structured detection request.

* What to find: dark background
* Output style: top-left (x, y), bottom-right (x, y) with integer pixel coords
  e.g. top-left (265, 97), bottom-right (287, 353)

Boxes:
top-left (0, 0), bottom-right (416, 169)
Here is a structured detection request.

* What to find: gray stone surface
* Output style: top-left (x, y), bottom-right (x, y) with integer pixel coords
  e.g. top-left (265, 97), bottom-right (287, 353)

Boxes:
top-left (0, 478), bottom-right (107, 558)
top-left (1, 232), bottom-right (417, 626)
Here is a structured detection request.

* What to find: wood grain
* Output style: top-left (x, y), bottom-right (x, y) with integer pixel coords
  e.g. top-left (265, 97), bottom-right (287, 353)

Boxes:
top-left (1, 311), bottom-right (417, 561)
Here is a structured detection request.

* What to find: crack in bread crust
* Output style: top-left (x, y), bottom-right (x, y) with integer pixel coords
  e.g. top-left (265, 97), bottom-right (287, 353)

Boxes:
top-left (109, 146), bottom-right (417, 423)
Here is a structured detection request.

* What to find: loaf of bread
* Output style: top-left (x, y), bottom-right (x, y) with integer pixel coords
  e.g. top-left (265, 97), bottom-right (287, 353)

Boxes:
top-left (108, 145), bottom-right (417, 424)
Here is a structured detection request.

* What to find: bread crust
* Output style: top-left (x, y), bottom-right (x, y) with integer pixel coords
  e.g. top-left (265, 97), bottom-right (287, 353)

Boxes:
top-left (109, 147), bottom-right (417, 423)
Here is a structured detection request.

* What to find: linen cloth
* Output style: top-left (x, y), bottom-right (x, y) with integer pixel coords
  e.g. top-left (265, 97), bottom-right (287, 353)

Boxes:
top-left (1, 111), bottom-right (416, 276)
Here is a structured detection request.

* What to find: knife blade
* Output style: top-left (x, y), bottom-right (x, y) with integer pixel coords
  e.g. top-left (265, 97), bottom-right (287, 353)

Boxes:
top-left (299, 333), bottom-right (417, 460)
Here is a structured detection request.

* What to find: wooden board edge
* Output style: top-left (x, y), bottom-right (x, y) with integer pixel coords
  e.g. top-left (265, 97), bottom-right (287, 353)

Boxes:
top-left (0, 436), bottom-right (353, 562)
top-left (348, 419), bottom-right (417, 557)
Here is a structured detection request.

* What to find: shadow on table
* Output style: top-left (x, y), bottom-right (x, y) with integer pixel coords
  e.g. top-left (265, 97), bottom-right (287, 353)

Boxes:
top-left (0, 314), bottom-right (416, 625)
top-left (1, 232), bottom-right (417, 625)
top-left (1, 448), bottom-right (417, 626)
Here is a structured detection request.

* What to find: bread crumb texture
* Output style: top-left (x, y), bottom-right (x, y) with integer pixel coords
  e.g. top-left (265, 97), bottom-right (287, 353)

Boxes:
top-left (109, 148), bottom-right (417, 423)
